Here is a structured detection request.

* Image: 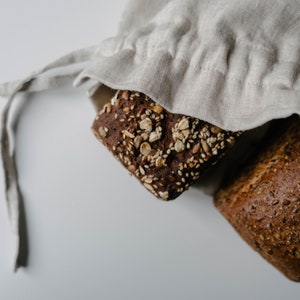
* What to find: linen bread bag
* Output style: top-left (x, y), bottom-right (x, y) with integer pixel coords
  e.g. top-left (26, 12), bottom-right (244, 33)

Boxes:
top-left (0, 0), bottom-right (299, 275)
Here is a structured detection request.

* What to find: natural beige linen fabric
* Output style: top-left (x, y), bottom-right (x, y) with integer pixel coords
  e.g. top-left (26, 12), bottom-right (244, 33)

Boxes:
top-left (75, 0), bottom-right (300, 131)
top-left (0, 0), bottom-right (299, 271)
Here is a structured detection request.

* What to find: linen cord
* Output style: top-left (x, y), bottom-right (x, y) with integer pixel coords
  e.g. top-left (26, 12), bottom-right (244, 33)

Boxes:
top-left (0, 46), bottom-right (97, 271)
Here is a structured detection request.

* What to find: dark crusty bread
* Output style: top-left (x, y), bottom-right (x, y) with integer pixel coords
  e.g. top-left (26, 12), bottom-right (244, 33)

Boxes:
top-left (92, 90), bottom-right (242, 200)
top-left (214, 116), bottom-right (300, 281)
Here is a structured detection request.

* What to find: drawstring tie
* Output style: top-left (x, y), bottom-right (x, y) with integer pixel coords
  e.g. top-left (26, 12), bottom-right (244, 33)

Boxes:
top-left (0, 45), bottom-right (97, 271)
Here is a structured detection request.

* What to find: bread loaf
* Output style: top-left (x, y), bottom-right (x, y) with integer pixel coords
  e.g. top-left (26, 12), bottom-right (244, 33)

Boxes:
top-left (92, 90), bottom-right (242, 200)
top-left (214, 117), bottom-right (300, 281)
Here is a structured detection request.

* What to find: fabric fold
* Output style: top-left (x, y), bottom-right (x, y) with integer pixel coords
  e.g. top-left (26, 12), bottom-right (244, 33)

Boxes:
top-left (74, 47), bottom-right (300, 131)
top-left (74, 0), bottom-right (300, 131)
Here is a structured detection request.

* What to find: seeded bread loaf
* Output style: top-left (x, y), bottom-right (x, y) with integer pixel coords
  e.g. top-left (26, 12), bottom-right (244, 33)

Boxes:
top-left (92, 90), bottom-right (242, 200)
top-left (214, 117), bottom-right (300, 281)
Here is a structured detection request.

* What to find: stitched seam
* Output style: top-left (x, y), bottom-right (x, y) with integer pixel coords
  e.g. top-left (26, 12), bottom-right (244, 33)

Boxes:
top-left (85, 56), bottom-right (300, 92)
top-left (108, 41), bottom-right (300, 90)
top-left (116, 33), bottom-right (300, 67)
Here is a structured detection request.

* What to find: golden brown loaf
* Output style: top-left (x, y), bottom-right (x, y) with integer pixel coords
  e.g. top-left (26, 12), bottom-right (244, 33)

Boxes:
top-left (214, 117), bottom-right (300, 281)
top-left (92, 90), bottom-right (242, 200)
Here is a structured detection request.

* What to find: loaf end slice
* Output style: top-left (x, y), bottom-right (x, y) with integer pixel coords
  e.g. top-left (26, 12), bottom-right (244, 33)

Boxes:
top-left (93, 90), bottom-right (242, 200)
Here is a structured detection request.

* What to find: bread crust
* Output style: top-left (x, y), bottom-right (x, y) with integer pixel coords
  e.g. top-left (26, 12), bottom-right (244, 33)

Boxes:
top-left (214, 117), bottom-right (300, 281)
top-left (93, 90), bottom-right (241, 200)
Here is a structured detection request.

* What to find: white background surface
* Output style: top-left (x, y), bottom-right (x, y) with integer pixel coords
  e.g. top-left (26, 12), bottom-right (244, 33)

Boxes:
top-left (0, 1), bottom-right (300, 299)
